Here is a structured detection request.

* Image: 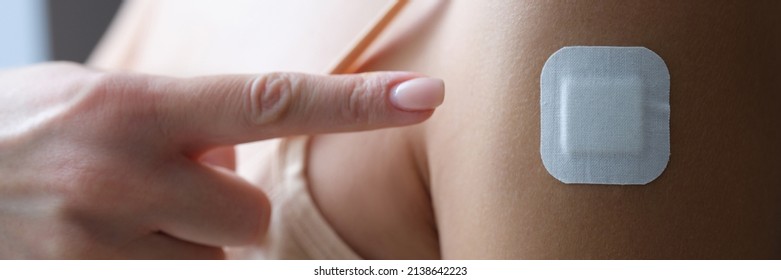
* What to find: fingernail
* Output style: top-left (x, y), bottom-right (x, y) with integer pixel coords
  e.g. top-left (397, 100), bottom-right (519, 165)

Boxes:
top-left (390, 78), bottom-right (445, 111)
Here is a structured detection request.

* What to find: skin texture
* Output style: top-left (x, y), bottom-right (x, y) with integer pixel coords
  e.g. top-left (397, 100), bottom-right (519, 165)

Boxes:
top-left (309, 1), bottom-right (781, 259)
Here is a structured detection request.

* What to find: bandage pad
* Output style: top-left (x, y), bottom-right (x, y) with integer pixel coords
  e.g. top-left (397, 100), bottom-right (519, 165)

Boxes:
top-left (540, 47), bottom-right (670, 185)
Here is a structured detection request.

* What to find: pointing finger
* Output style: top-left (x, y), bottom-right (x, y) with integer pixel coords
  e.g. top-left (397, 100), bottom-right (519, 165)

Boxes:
top-left (148, 72), bottom-right (444, 149)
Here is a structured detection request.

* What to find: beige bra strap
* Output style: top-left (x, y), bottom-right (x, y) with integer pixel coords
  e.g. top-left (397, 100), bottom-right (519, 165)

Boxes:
top-left (327, 0), bottom-right (408, 74)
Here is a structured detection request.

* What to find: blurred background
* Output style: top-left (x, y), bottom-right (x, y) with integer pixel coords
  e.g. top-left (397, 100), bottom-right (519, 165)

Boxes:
top-left (0, 0), bottom-right (122, 69)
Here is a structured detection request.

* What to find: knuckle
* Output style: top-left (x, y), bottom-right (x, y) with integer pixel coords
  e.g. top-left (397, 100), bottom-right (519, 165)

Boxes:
top-left (84, 72), bottom-right (134, 98)
top-left (344, 76), bottom-right (382, 124)
top-left (246, 73), bottom-right (295, 127)
top-left (79, 73), bottom-right (139, 117)
top-left (84, 72), bottom-right (153, 108)
top-left (77, 73), bottom-right (159, 138)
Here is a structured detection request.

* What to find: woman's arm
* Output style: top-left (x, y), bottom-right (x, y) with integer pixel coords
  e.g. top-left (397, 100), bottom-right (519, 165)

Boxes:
top-left (423, 1), bottom-right (781, 259)
top-left (304, 0), bottom-right (781, 259)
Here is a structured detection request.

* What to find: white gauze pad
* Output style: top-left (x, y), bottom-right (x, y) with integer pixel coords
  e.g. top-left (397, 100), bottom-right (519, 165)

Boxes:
top-left (540, 46), bottom-right (670, 185)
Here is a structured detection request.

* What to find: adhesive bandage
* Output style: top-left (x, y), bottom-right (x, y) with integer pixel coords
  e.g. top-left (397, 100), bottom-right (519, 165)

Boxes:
top-left (540, 46), bottom-right (670, 185)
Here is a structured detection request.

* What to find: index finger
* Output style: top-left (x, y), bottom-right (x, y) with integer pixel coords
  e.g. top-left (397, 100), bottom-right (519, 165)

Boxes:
top-left (148, 72), bottom-right (445, 150)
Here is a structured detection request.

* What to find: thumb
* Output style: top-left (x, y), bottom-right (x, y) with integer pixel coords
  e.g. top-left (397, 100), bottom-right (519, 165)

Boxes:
top-left (148, 72), bottom-right (444, 149)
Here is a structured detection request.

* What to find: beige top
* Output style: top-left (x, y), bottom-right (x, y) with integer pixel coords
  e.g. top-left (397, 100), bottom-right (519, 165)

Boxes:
top-left (227, 137), bottom-right (359, 259)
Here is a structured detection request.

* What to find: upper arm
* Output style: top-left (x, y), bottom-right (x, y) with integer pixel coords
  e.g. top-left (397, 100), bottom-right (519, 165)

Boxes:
top-left (425, 1), bottom-right (781, 259)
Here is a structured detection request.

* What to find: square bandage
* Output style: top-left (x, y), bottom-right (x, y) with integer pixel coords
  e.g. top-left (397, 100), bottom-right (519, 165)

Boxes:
top-left (562, 76), bottom-right (643, 155)
top-left (540, 47), bottom-right (670, 185)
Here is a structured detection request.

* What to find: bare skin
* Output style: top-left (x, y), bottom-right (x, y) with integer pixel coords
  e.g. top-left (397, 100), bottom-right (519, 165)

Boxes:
top-left (309, 1), bottom-right (781, 259)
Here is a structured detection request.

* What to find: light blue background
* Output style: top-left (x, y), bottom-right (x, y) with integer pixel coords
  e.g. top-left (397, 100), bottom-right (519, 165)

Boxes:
top-left (0, 0), bottom-right (50, 69)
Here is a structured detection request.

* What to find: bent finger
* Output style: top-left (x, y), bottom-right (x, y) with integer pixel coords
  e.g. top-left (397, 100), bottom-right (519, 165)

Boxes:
top-left (148, 160), bottom-right (270, 247)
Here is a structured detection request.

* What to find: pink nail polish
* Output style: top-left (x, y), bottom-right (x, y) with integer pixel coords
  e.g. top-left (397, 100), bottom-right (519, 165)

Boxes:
top-left (390, 78), bottom-right (445, 111)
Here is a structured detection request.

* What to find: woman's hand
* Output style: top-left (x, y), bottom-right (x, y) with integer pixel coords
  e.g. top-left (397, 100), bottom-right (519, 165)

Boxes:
top-left (0, 62), bottom-right (444, 259)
